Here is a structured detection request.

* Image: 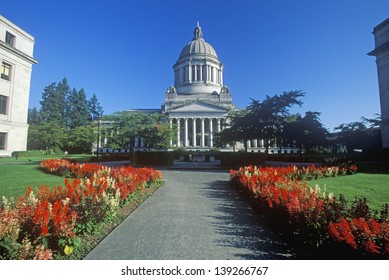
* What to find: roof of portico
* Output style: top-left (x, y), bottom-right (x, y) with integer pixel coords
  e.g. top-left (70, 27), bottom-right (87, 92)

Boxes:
top-left (167, 100), bottom-right (229, 113)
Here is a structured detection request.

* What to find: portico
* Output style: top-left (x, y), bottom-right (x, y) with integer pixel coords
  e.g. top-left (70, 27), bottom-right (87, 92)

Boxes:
top-left (167, 100), bottom-right (227, 148)
top-left (170, 116), bottom-right (223, 148)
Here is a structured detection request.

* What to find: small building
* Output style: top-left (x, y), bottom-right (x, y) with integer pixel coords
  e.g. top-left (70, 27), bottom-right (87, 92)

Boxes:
top-left (368, 18), bottom-right (389, 148)
top-left (0, 15), bottom-right (38, 156)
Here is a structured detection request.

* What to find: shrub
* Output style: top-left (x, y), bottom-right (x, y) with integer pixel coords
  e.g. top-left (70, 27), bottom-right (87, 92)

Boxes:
top-left (11, 150), bottom-right (45, 158)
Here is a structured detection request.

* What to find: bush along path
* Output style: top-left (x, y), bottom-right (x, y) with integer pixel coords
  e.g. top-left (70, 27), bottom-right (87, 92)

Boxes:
top-left (230, 164), bottom-right (389, 259)
top-left (0, 159), bottom-right (163, 260)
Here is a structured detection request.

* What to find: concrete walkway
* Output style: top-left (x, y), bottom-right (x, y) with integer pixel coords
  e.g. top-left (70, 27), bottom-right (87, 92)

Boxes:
top-left (84, 167), bottom-right (294, 260)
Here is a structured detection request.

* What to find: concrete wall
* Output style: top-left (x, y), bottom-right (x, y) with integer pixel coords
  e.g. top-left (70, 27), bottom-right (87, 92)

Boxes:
top-left (0, 16), bottom-right (37, 156)
top-left (369, 18), bottom-right (389, 148)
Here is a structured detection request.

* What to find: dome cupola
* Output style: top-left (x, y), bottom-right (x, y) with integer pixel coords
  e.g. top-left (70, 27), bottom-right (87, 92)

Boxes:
top-left (173, 22), bottom-right (224, 95)
top-left (178, 22), bottom-right (218, 60)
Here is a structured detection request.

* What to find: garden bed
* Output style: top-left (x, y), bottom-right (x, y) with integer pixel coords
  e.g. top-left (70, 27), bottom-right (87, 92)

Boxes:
top-left (230, 164), bottom-right (389, 259)
top-left (0, 159), bottom-right (163, 260)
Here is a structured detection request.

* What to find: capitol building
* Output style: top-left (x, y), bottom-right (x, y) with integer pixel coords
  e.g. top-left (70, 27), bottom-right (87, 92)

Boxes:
top-left (111, 23), bottom-right (280, 153)
top-left (162, 22), bottom-right (234, 149)
top-left (100, 23), bottom-right (296, 154)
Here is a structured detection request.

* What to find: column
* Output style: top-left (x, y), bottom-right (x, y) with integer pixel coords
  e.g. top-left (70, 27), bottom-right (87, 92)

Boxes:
top-left (247, 140), bottom-right (251, 148)
top-left (201, 118), bottom-right (205, 147)
top-left (204, 63), bottom-right (207, 83)
top-left (177, 118), bottom-right (181, 147)
top-left (220, 66), bottom-right (223, 85)
top-left (192, 118), bottom-right (196, 146)
top-left (188, 63), bottom-right (192, 83)
top-left (140, 138), bottom-right (144, 148)
top-left (253, 139), bottom-right (258, 148)
top-left (194, 65), bottom-right (197, 81)
top-left (169, 118), bottom-right (173, 146)
top-left (199, 65), bottom-right (202, 81)
top-left (217, 118), bottom-right (221, 132)
top-left (209, 118), bottom-right (213, 147)
top-left (184, 118), bottom-right (188, 147)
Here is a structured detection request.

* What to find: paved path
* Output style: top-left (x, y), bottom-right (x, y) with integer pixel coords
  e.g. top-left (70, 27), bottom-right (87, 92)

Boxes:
top-left (84, 169), bottom-right (294, 260)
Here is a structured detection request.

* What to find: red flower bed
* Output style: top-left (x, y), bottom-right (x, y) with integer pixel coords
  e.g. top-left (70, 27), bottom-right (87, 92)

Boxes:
top-left (329, 217), bottom-right (389, 255)
top-left (0, 159), bottom-right (162, 259)
top-left (230, 165), bottom-right (389, 258)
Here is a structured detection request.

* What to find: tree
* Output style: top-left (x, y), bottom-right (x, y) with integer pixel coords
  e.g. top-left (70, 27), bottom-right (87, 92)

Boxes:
top-left (108, 112), bottom-right (175, 150)
top-left (335, 121), bottom-right (368, 152)
top-left (28, 107), bottom-right (42, 125)
top-left (217, 109), bottom-right (252, 151)
top-left (362, 114), bottom-right (382, 152)
top-left (109, 112), bottom-right (149, 149)
top-left (67, 88), bottom-right (90, 128)
top-left (28, 78), bottom-right (104, 153)
top-left (88, 93), bottom-right (104, 120)
top-left (40, 78), bottom-right (69, 125)
top-left (335, 114), bottom-right (383, 153)
top-left (248, 90), bottom-right (305, 153)
top-left (57, 78), bottom-right (71, 125)
top-left (27, 121), bottom-right (65, 152)
top-left (63, 125), bottom-right (95, 153)
top-left (219, 90), bottom-right (305, 153)
top-left (283, 111), bottom-right (329, 153)
top-left (140, 113), bottom-right (176, 149)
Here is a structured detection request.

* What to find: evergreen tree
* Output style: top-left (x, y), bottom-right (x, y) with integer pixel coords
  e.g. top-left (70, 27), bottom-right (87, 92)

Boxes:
top-left (57, 78), bottom-right (71, 125)
top-left (40, 83), bottom-right (64, 123)
top-left (28, 77), bottom-right (104, 153)
top-left (27, 107), bottom-right (42, 125)
top-left (40, 78), bottom-right (69, 125)
top-left (88, 93), bottom-right (104, 120)
top-left (67, 88), bottom-right (90, 128)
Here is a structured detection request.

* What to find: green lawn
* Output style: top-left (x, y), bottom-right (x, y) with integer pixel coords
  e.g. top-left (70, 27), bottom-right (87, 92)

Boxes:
top-left (306, 173), bottom-right (389, 212)
top-left (0, 164), bottom-right (67, 199)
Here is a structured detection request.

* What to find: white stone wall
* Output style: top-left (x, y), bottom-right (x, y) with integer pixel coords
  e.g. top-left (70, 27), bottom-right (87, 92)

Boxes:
top-left (369, 18), bottom-right (389, 148)
top-left (0, 16), bottom-right (37, 156)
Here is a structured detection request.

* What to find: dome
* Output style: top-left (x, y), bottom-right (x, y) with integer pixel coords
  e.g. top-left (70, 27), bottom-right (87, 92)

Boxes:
top-left (178, 23), bottom-right (218, 60)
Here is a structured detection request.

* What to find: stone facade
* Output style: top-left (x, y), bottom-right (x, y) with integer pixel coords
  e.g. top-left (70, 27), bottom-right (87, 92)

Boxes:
top-left (0, 16), bottom-right (37, 156)
top-left (369, 18), bottom-right (389, 148)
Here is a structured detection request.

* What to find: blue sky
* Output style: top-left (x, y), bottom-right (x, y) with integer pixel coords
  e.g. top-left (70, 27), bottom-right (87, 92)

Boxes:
top-left (2, 0), bottom-right (388, 131)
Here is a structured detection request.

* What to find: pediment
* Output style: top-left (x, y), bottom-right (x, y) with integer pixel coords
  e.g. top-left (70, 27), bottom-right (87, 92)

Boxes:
top-left (169, 101), bottom-right (227, 113)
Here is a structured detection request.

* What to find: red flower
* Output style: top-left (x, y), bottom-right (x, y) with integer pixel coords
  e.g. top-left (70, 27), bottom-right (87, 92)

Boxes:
top-left (364, 239), bottom-right (380, 254)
